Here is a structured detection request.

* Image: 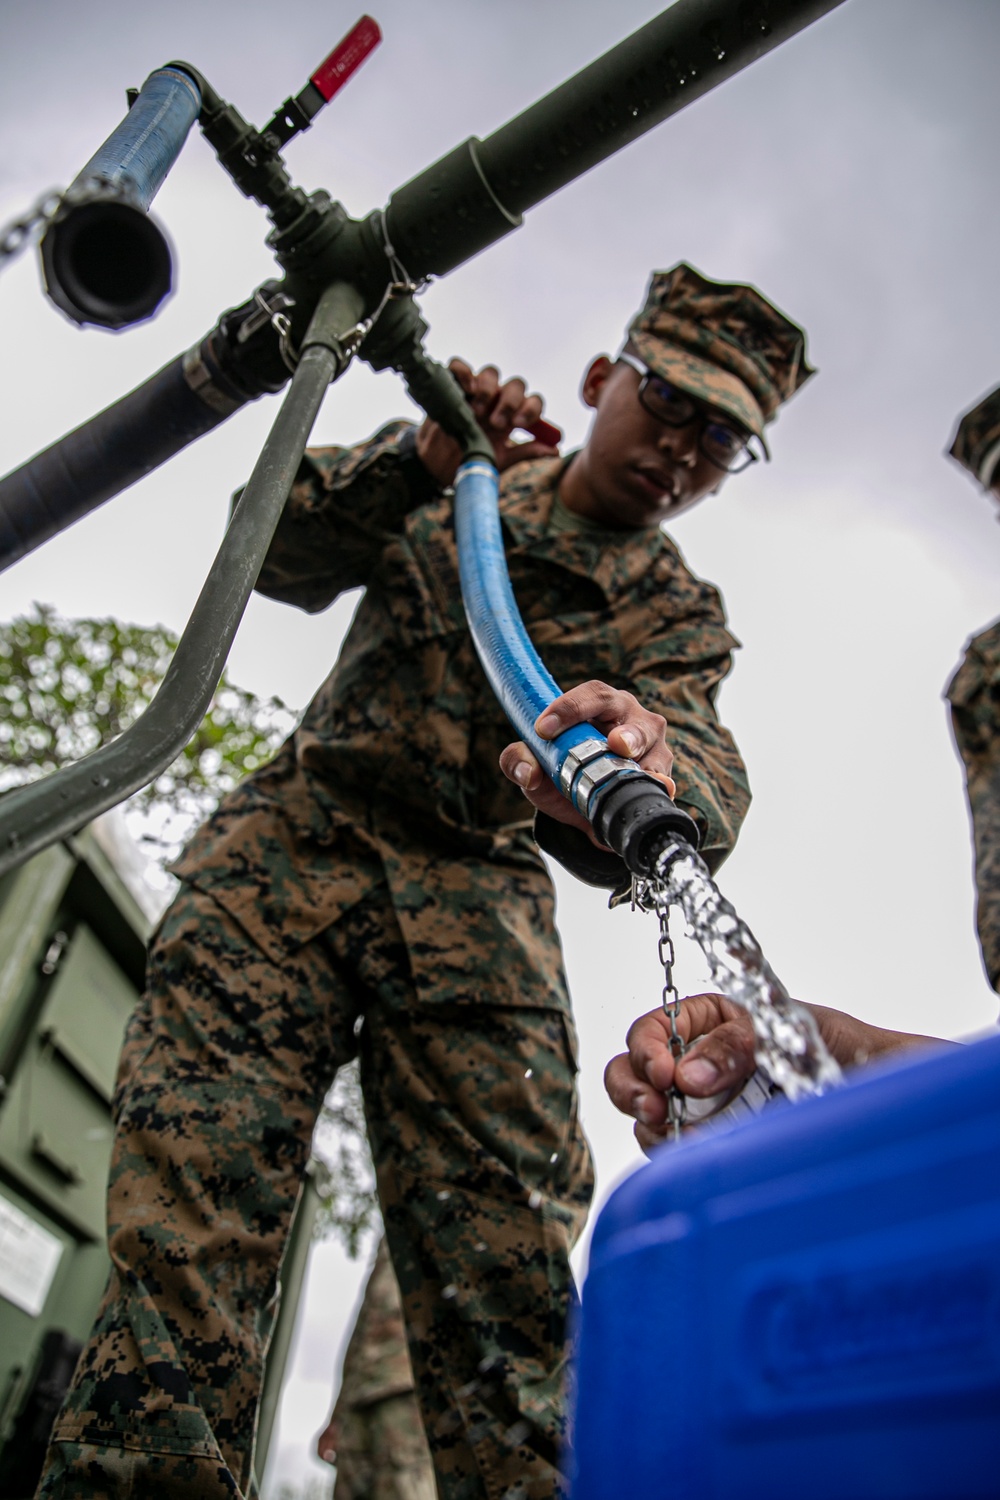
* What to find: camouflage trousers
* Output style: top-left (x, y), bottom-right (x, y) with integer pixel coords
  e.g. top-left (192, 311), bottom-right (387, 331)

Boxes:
top-left (38, 879), bottom-right (594, 1500)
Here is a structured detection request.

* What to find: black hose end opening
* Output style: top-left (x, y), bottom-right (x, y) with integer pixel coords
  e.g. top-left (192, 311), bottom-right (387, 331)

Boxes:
top-left (590, 774), bottom-right (699, 880)
top-left (41, 198), bottom-right (173, 330)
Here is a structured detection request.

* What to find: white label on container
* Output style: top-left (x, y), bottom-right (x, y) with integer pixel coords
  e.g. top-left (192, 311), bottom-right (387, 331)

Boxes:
top-left (0, 1191), bottom-right (63, 1316)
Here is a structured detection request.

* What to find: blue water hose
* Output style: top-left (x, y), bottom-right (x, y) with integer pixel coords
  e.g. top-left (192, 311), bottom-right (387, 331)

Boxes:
top-left (77, 66), bottom-right (202, 212)
top-left (41, 66), bottom-right (202, 327)
top-left (453, 458), bottom-right (699, 872)
top-left (454, 459), bottom-right (597, 801)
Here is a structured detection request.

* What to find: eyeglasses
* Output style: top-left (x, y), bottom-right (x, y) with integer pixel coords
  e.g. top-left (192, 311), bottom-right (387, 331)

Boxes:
top-left (616, 352), bottom-right (763, 474)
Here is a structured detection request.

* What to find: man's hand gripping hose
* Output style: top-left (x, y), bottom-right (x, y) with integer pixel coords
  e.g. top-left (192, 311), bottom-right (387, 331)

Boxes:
top-left (451, 453), bottom-right (699, 878)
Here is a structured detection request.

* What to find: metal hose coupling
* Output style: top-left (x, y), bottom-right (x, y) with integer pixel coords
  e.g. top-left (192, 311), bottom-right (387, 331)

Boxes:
top-left (580, 756), bottom-right (700, 879)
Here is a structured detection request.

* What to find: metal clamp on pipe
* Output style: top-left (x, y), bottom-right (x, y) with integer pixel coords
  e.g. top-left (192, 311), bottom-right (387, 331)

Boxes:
top-left (41, 65), bottom-right (201, 329)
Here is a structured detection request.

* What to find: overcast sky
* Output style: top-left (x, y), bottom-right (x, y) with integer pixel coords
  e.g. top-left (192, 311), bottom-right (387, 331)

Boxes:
top-left (3, 1), bottom-right (1000, 1494)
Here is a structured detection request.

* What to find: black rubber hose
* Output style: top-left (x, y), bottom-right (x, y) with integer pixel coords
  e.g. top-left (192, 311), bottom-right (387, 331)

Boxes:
top-left (0, 356), bottom-right (228, 572)
top-left (0, 284), bottom-right (291, 575)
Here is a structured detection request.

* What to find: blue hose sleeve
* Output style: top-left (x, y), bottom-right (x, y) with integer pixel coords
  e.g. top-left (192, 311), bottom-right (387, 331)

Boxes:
top-left (73, 66), bottom-right (201, 210)
top-left (454, 458), bottom-right (607, 798)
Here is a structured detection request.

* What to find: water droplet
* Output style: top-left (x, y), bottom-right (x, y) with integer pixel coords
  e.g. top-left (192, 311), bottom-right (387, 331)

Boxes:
top-left (528, 1189), bottom-right (542, 1210)
top-left (549, 1152), bottom-right (559, 1164)
top-left (524, 1068), bottom-right (533, 1079)
top-left (474, 1240), bottom-right (488, 1253)
top-left (442, 1283), bottom-right (458, 1299)
top-left (436, 1189), bottom-right (451, 1200)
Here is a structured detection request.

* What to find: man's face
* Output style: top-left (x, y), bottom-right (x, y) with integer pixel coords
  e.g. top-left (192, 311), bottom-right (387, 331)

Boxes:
top-left (569, 356), bottom-right (745, 529)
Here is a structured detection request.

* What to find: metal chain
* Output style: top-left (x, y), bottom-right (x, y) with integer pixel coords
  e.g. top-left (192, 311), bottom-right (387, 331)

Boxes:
top-left (0, 189), bottom-right (62, 273)
top-left (631, 874), bottom-right (688, 1141)
top-left (656, 895), bottom-right (688, 1141)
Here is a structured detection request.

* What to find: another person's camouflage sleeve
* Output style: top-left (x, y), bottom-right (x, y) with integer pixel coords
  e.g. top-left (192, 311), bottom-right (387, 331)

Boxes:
top-left (254, 421), bottom-right (440, 612)
top-left (947, 620), bottom-right (1000, 993)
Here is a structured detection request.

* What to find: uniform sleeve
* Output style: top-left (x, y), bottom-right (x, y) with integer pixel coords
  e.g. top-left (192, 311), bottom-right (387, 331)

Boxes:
top-left (622, 578), bottom-right (751, 875)
top-left (946, 620), bottom-right (1000, 756)
top-left (946, 621), bottom-right (1000, 993)
top-left (253, 421), bottom-right (441, 613)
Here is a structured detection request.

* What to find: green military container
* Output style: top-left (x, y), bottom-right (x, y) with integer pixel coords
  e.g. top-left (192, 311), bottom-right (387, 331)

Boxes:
top-left (0, 821), bottom-right (317, 1496)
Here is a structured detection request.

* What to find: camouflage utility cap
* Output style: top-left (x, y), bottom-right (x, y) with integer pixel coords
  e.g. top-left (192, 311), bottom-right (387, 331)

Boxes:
top-left (948, 385), bottom-right (1000, 490)
top-left (628, 262), bottom-right (814, 444)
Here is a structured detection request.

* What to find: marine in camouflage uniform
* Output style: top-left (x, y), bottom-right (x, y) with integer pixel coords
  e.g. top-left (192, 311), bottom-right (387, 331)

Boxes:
top-left (946, 386), bottom-right (1000, 992)
top-left (39, 264), bottom-right (813, 1500)
top-left (320, 1236), bottom-right (435, 1500)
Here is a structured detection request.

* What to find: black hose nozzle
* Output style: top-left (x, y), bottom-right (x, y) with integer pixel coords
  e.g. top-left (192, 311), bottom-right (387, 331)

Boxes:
top-left (42, 190), bottom-right (174, 330)
top-left (589, 773), bottom-right (699, 880)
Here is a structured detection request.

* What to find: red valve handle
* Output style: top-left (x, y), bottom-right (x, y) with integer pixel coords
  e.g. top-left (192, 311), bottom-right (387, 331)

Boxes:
top-left (527, 418), bottom-right (562, 448)
top-left (311, 16), bottom-right (382, 103)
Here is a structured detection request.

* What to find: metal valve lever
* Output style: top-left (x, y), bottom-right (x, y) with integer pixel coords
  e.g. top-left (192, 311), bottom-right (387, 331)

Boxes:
top-left (262, 16), bottom-right (382, 148)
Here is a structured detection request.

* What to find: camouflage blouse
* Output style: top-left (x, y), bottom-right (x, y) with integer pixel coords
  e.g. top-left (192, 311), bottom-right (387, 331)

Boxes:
top-left (947, 618), bottom-right (1000, 993)
top-left (172, 423), bottom-right (751, 1012)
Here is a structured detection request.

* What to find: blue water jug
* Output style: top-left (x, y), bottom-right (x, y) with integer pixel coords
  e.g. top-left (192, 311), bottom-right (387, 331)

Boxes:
top-left (571, 1032), bottom-right (1000, 1499)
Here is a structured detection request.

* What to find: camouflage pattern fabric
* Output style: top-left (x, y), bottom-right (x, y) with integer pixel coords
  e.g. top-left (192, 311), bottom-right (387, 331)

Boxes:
top-left (337, 1237), bottom-right (417, 1411)
top-left (946, 618), bottom-right (1000, 993)
top-left (332, 1394), bottom-right (436, 1500)
top-left (629, 262), bottom-right (815, 440)
top-left (39, 880), bottom-right (593, 1499)
top-left (39, 424), bottom-right (751, 1499)
top-left (948, 385), bottom-right (1000, 489)
top-left (329, 1236), bottom-right (434, 1500)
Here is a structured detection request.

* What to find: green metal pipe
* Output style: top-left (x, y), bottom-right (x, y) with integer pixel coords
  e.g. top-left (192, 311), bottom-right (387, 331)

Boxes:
top-left (0, 282), bottom-right (363, 880)
top-left (2, 0), bottom-right (846, 576)
top-left (385, 0), bottom-right (847, 278)
top-left (0, 0), bottom-right (848, 874)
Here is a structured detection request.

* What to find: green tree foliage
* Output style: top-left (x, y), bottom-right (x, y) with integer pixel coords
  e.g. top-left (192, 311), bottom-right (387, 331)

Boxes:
top-left (0, 603), bottom-right (377, 1251)
top-left (0, 602), bottom-right (296, 860)
top-left (311, 1059), bottom-right (379, 1256)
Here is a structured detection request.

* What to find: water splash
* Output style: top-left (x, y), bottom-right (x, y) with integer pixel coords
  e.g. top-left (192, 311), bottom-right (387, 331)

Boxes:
top-left (648, 840), bottom-right (842, 1102)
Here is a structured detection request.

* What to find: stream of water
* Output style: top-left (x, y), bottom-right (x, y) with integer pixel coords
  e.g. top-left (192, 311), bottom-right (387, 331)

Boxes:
top-left (646, 839), bottom-right (843, 1103)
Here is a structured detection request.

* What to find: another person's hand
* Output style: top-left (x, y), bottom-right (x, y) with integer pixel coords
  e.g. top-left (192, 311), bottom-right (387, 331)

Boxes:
top-left (499, 681), bottom-right (676, 843)
top-left (316, 1414), bottom-right (338, 1467)
top-left (605, 994), bottom-right (950, 1155)
top-left (416, 358), bottom-right (560, 486)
